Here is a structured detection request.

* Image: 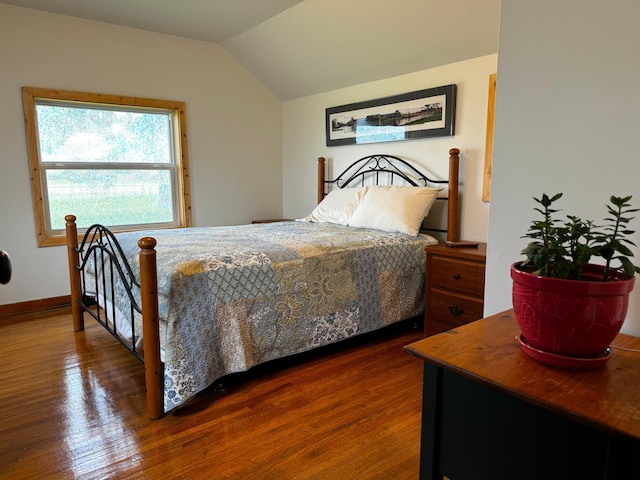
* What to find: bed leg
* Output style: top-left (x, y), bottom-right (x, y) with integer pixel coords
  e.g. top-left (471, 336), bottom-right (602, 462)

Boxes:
top-left (65, 215), bottom-right (84, 332)
top-left (139, 237), bottom-right (164, 419)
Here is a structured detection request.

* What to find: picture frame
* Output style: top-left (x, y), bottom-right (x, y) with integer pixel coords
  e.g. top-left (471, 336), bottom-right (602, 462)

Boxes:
top-left (326, 84), bottom-right (456, 147)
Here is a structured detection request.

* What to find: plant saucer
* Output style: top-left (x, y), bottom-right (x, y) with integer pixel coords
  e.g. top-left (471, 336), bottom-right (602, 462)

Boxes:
top-left (517, 333), bottom-right (612, 370)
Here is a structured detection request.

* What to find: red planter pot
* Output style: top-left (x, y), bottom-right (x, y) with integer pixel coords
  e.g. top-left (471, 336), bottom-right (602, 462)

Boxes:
top-left (511, 263), bottom-right (635, 364)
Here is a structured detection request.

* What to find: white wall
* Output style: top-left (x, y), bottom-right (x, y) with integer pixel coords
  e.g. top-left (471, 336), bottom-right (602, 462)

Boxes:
top-left (0, 4), bottom-right (283, 306)
top-left (486, 1), bottom-right (640, 336)
top-left (282, 54), bottom-right (497, 243)
top-left (0, 5), bottom-right (497, 308)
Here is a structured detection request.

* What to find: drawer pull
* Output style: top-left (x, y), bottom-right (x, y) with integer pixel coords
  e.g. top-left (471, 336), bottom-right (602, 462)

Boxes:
top-left (453, 273), bottom-right (461, 280)
top-left (448, 305), bottom-right (464, 317)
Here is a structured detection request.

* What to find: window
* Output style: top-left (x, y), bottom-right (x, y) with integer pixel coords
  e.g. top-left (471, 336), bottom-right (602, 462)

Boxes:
top-left (22, 87), bottom-right (192, 247)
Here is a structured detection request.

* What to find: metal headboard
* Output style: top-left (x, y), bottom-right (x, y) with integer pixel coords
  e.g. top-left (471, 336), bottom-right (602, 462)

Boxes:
top-left (317, 149), bottom-right (460, 242)
top-left (320, 153), bottom-right (448, 193)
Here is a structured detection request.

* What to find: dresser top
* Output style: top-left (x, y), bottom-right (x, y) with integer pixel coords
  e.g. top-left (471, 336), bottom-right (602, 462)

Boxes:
top-left (426, 242), bottom-right (486, 260)
top-left (405, 310), bottom-right (640, 440)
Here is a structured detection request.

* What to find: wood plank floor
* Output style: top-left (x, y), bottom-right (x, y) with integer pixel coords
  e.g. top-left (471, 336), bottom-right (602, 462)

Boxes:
top-left (0, 307), bottom-right (425, 479)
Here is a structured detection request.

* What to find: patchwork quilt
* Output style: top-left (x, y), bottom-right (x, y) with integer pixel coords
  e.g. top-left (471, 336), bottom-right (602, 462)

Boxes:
top-left (109, 221), bottom-right (436, 412)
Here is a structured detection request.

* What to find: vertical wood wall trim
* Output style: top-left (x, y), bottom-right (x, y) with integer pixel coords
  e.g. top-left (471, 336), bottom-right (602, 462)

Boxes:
top-left (482, 73), bottom-right (496, 202)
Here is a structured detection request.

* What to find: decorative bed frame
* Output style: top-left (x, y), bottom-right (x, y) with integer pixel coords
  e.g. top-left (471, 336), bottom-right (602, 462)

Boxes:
top-left (65, 148), bottom-right (460, 419)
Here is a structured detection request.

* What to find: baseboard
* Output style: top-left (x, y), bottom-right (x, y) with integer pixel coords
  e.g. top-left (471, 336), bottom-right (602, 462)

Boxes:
top-left (0, 295), bottom-right (71, 319)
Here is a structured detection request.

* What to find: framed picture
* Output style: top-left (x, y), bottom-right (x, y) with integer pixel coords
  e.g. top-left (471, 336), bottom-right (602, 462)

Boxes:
top-left (326, 84), bottom-right (456, 147)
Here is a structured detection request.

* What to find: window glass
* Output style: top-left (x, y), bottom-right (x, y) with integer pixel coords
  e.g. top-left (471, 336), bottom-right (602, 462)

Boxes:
top-left (45, 169), bottom-right (175, 230)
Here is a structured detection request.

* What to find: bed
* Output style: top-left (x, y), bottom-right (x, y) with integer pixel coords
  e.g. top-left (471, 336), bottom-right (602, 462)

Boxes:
top-left (65, 148), bottom-right (460, 419)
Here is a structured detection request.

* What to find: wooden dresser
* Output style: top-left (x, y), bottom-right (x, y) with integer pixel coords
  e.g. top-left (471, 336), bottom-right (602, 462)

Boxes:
top-left (424, 243), bottom-right (487, 336)
top-left (405, 310), bottom-right (640, 480)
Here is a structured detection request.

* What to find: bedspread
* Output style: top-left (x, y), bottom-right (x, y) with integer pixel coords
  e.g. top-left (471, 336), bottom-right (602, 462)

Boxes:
top-left (111, 221), bottom-right (436, 412)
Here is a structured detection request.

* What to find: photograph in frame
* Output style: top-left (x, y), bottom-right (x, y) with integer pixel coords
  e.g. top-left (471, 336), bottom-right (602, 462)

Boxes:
top-left (326, 84), bottom-right (456, 147)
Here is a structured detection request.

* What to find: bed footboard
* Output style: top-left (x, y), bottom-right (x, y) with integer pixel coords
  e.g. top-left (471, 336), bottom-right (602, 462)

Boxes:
top-left (65, 215), bottom-right (164, 419)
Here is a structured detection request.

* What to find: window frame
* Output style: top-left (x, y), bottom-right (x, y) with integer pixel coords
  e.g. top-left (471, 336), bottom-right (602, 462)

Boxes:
top-left (22, 87), bottom-right (192, 247)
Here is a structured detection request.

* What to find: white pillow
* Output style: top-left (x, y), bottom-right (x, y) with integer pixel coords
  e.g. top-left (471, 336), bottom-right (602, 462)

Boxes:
top-left (348, 186), bottom-right (442, 236)
top-left (300, 187), bottom-right (367, 225)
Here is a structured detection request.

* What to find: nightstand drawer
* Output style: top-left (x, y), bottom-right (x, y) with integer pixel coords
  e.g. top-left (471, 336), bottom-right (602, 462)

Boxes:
top-left (427, 290), bottom-right (484, 334)
top-left (428, 256), bottom-right (485, 297)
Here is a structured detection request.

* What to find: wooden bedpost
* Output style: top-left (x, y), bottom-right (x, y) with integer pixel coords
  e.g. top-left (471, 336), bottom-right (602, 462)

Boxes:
top-left (138, 237), bottom-right (163, 419)
top-left (65, 215), bottom-right (84, 332)
top-left (447, 148), bottom-right (461, 243)
top-left (317, 157), bottom-right (326, 204)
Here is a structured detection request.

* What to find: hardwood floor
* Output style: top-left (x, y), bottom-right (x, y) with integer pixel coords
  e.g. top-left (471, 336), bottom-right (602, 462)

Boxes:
top-left (0, 307), bottom-right (425, 479)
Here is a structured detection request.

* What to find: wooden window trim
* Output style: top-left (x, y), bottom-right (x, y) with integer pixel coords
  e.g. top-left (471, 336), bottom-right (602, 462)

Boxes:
top-left (22, 87), bottom-right (192, 247)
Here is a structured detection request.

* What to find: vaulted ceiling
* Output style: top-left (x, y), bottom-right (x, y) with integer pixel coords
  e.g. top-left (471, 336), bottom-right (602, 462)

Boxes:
top-left (1, 0), bottom-right (501, 100)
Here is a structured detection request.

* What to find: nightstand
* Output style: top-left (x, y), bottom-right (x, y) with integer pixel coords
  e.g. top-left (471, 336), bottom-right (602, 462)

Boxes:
top-left (251, 219), bottom-right (293, 224)
top-left (424, 242), bottom-right (487, 336)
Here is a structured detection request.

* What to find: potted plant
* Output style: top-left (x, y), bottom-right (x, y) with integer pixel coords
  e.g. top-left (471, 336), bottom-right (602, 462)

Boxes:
top-left (511, 193), bottom-right (640, 368)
